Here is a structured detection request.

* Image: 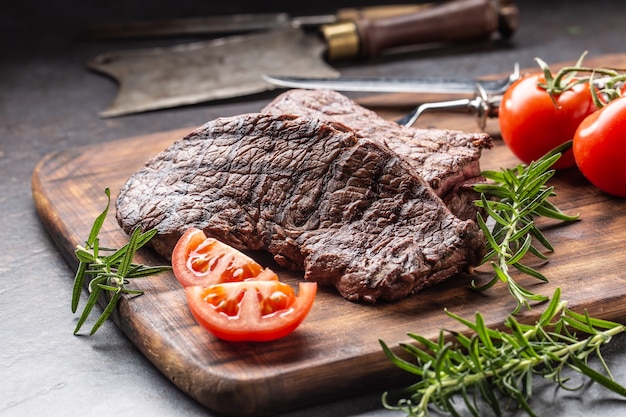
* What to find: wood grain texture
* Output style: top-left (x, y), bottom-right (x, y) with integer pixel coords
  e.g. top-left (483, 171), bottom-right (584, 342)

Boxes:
top-left (32, 55), bottom-right (626, 417)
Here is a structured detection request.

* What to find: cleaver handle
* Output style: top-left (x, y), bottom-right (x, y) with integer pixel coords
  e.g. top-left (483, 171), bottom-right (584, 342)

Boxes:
top-left (322, 0), bottom-right (519, 60)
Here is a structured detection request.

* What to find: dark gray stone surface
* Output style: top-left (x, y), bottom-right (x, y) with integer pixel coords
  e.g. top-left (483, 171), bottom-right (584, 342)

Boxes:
top-left (3, 1), bottom-right (626, 416)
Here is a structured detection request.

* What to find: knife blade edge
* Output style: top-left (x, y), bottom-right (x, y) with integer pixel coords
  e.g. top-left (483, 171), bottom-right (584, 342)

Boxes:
top-left (262, 74), bottom-right (515, 95)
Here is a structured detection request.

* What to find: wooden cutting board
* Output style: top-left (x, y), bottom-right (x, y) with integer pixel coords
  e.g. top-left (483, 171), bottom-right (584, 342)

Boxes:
top-left (32, 54), bottom-right (626, 417)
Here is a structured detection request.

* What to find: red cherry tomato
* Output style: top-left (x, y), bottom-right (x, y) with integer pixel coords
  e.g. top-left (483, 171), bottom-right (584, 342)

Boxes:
top-left (499, 72), bottom-right (598, 169)
top-left (186, 280), bottom-right (317, 342)
top-left (172, 228), bottom-right (270, 287)
top-left (573, 96), bottom-right (626, 197)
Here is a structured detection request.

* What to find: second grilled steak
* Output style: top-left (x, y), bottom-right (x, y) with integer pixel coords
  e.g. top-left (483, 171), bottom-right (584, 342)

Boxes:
top-left (262, 89), bottom-right (492, 221)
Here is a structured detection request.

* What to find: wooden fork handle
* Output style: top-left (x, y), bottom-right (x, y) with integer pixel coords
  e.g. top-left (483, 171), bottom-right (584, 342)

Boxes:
top-left (322, 0), bottom-right (519, 60)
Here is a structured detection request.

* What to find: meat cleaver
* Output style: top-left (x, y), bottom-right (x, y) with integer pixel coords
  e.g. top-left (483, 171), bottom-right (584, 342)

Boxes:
top-left (88, 0), bottom-right (518, 117)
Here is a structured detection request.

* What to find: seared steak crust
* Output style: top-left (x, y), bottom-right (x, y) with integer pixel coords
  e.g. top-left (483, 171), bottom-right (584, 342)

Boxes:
top-left (262, 89), bottom-right (492, 220)
top-left (116, 113), bottom-right (485, 302)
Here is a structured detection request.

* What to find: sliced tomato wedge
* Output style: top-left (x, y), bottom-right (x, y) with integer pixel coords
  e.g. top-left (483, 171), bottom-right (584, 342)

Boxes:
top-left (172, 227), bottom-right (317, 341)
top-left (172, 228), bottom-right (274, 287)
top-left (186, 281), bottom-right (317, 342)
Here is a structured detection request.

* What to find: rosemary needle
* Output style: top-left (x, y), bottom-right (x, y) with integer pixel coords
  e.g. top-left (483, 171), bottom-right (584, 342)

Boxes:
top-left (71, 188), bottom-right (171, 335)
top-left (381, 288), bottom-right (626, 417)
top-left (472, 141), bottom-right (579, 314)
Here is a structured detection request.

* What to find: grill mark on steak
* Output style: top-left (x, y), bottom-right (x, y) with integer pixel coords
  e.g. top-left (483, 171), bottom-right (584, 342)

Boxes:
top-left (262, 89), bottom-right (492, 220)
top-left (116, 113), bottom-right (485, 302)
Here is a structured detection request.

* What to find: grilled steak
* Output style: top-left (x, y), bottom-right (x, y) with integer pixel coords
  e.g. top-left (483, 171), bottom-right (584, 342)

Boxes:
top-left (116, 113), bottom-right (485, 302)
top-left (262, 89), bottom-right (492, 220)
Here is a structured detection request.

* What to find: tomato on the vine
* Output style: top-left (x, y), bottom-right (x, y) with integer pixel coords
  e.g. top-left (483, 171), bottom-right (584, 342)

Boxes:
top-left (499, 72), bottom-right (598, 170)
top-left (186, 280), bottom-right (317, 342)
top-left (172, 228), bottom-right (270, 287)
top-left (573, 95), bottom-right (626, 197)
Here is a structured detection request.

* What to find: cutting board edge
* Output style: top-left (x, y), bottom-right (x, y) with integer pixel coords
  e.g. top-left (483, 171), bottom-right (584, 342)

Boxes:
top-left (32, 151), bottom-right (83, 268)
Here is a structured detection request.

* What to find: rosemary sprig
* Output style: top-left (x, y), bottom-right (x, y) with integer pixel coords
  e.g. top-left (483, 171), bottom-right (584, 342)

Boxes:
top-left (472, 142), bottom-right (579, 314)
top-left (381, 287), bottom-right (626, 417)
top-left (71, 188), bottom-right (171, 335)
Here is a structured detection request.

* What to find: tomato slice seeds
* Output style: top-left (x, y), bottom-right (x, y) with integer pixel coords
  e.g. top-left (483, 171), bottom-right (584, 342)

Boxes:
top-left (172, 227), bottom-right (317, 342)
top-left (172, 228), bottom-right (265, 287)
top-left (186, 281), bottom-right (317, 342)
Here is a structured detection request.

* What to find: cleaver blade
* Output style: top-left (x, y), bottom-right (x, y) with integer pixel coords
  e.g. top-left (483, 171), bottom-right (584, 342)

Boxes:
top-left (89, 28), bottom-right (339, 117)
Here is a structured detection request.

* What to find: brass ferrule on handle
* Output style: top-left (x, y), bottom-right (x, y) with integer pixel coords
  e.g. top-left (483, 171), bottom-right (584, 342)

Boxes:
top-left (321, 22), bottom-right (361, 61)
